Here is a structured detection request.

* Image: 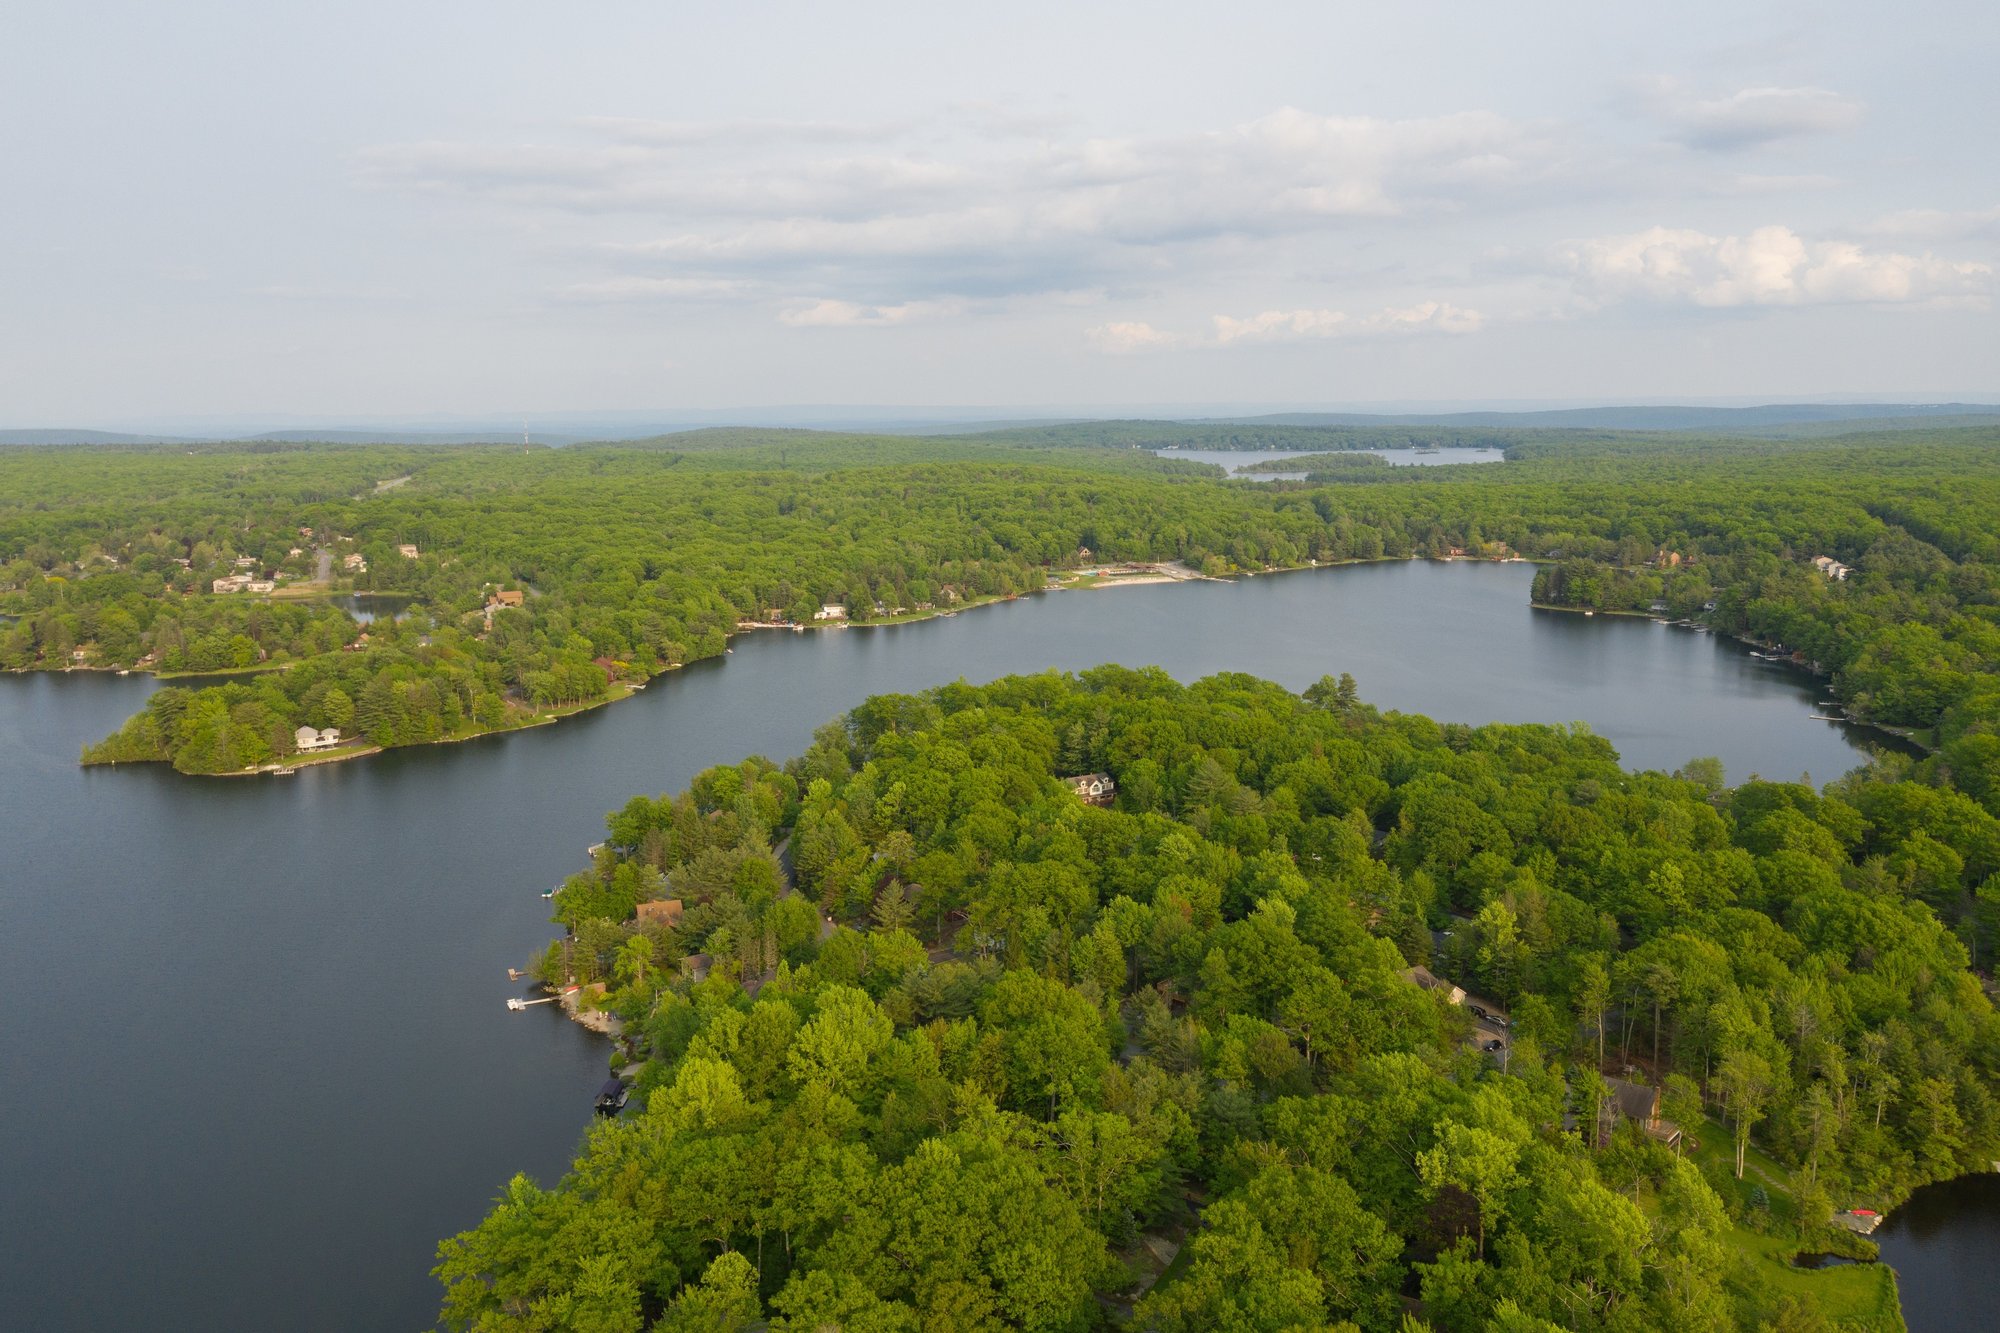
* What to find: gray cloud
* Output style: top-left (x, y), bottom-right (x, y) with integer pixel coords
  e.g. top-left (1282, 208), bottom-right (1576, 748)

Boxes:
top-left (1667, 86), bottom-right (1865, 151)
top-left (356, 107), bottom-right (1572, 311)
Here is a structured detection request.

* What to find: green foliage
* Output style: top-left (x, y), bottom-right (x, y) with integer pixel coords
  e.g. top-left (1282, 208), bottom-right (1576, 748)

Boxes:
top-left (437, 668), bottom-right (2000, 1330)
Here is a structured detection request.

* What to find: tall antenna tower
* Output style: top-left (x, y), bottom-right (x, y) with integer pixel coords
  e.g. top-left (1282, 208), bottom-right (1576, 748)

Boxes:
top-left (522, 418), bottom-right (530, 451)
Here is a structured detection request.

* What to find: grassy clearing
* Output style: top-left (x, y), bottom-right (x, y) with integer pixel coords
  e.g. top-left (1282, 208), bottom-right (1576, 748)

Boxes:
top-left (1725, 1227), bottom-right (1903, 1332)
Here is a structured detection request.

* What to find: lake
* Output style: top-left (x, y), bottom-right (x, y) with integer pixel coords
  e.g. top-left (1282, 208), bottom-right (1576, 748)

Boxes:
top-left (1875, 1173), bottom-right (2000, 1332)
top-left (1157, 446), bottom-right (1507, 480)
top-left (331, 593), bottom-right (414, 624)
top-left (0, 561), bottom-right (1921, 1328)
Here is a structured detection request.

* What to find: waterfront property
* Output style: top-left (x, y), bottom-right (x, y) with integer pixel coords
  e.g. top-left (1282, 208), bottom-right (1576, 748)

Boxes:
top-left (634, 899), bottom-right (684, 929)
top-left (293, 726), bottom-right (343, 752)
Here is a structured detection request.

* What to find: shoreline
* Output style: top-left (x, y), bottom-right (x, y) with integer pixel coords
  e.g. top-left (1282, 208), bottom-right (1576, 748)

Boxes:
top-left (1532, 603), bottom-right (1931, 754)
top-left (50, 552), bottom-right (1913, 775)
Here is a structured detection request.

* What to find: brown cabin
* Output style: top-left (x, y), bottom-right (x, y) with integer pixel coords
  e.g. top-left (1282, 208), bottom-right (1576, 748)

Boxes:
top-left (1400, 965), bottom-right (1466, 1006)
top-left (635, 899), bottom-right (684, 930)
top-left (1602, 1076), bottom-right (1683, 1148)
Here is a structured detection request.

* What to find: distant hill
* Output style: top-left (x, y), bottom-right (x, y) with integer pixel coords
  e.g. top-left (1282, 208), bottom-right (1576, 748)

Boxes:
top-left (0, 428), bottom-right (202, 445)
top-left (243, 430), bottom-right (583, 445)
top-left (1210, 403), bottom-right (2000, 433)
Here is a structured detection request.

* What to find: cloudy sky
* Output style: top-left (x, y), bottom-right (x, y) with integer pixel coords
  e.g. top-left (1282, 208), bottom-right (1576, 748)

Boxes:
top-left (5, 1), bottom-right (1997, 425)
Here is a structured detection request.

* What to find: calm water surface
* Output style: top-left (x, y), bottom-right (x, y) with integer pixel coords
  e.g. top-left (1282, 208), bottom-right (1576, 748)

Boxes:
top-left (1158, 446), bottom-right (1506, 480)
top-left (332, 593), bottom-right (414, 624)
top-left (0, 562), bottom-right (1922, 1329)
top-left (1875, 1173), bottom-right (2000, 1332)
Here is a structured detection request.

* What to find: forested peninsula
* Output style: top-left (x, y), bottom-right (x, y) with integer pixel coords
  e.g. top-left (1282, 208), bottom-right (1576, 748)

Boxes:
top-left (442, 668), bottom-right (1998, 1331)
top-left (2, 422), bottom-right (1996, 786)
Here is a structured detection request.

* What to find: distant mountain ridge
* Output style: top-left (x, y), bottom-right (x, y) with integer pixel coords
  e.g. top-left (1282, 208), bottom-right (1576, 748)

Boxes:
top-left (1206, 403), bottom-right (2000, 432)
top-left (4, 402), bottom-right (1998, 446)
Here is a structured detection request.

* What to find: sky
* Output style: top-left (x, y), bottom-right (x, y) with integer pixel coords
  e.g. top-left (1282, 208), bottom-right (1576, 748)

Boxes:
top-left (4, 1), bottom-right (1998, 427)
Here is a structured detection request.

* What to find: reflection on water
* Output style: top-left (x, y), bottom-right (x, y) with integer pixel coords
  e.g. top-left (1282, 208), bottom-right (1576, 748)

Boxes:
top-left (1155, 446), bottom-right (1505, 480)
top-left (0, 560), bottom-right (1906, 1329)
top-left (332, 593), bottom-right (414, 624)
top-left (1875, 1174), bottom-right (2000, 1332)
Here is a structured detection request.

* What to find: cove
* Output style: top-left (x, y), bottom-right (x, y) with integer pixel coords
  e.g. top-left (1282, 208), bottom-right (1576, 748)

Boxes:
top-left (0, 560), bottom-right (1909, 1329)
top-left (1873, 1173), bottom-right (2000, 1332)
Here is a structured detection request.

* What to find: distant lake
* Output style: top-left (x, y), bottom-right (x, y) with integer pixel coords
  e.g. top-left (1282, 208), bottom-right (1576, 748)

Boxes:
top-left (1156, 446), bottom-right (1506, 480)
top-left (0, 560), bottom-right (1919, 1328)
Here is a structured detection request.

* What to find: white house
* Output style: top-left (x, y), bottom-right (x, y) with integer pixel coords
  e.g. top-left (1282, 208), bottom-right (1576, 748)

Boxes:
top-left (814, 604), bottom-right (848, 621)
top-left (212, 574), bottom-right (252, 594)
top-left (1811, 555), bottom-right (1852, 581)
top-left (293, 726), bottom-right (343, 753)
top-left (397, 544), bottom-right (419, 559)
top-left (1064, 772), bottom-right (1117, 806)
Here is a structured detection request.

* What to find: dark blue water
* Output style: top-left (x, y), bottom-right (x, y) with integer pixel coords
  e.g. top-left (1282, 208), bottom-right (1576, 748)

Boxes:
top-left (1876, 1174), bottom-right (2000, 1332)
top-left (0, 561), bottom-right (1926, 1329)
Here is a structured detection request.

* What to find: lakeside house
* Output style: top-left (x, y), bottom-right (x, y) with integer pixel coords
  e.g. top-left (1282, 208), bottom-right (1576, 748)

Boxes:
top-left (1400, 965), bottom-right (1467, 1006)
top-left (293, 726), bottom-right (343, 753)
top-left (1601, 1076), bottom-right (1683, 1148)
top-left (212, 574), bottom-right (253, 594)
top-left (343, 552), bottom-right (368, 573)
top-left (1811, 555), bottom-right (1852, 581)
top-left (635, 899), bottom-right (685, 929)
top-left (1064, 772), bottom-right (1117, 806)
top-left (814, 604), bottom-right (848, 621)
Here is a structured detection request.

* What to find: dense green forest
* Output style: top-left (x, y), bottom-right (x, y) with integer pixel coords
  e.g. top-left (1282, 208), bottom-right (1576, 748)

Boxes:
top-left (1, 426), bottom-right (1995, 796)
top-left (6, 421), bottom-right (1999, 1325)
top-left (437, 669), bottom-right (1999, 1331)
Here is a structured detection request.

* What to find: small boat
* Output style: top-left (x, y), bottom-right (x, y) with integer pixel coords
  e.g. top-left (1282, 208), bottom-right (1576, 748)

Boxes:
top-left (595, 1077), bottom-right (630, 1117)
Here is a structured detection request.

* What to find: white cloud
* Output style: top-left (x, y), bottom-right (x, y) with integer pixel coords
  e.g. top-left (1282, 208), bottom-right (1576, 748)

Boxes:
top-left (1862, 205), bottom-right (2000, 243)
top-left (1093, 301), bottom-right (1483, 353)
top-left (557, 275), bottom-right (752, 302)
top-left (1212, 301), bottom-right (1483, 345)
top-left (1085, 321), bottom-right (1188, 353)
top-left (1564, 225), bottom-right (1991, 307)
top-left (1660, 85), bottom-right (1864, 151)
top-left (355, 106), bottom-right (1567, 309)
top-left (778, 298), bottom-right (957, 328)
top-left (1212, 308), bottom-right (1350, 344)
